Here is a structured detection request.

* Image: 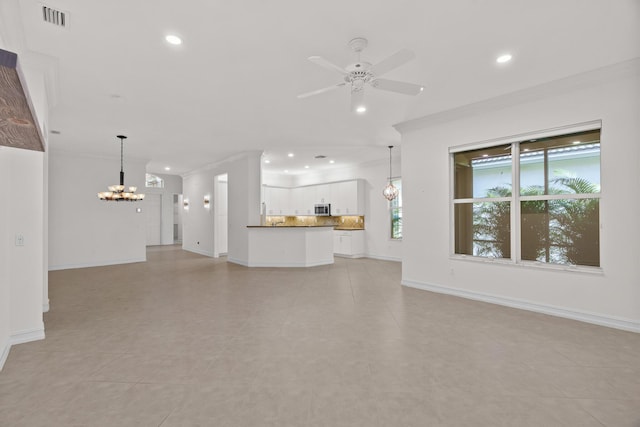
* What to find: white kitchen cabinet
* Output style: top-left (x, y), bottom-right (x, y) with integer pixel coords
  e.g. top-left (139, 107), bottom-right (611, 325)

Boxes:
top-left (315, 184), bottom-right (331, 204)
top-left (291, 187), bottom-right (314, 215)
top-left (331, 180), bottom-right (364, 215)
top-left (333, 230), bottom-right (365, 258)
top-left (264, 186), bottom-right (291, 215)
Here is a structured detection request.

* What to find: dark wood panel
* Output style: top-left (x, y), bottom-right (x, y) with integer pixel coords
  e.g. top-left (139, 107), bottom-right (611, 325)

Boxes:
top-left (0, 49), bottom-right (44, 152)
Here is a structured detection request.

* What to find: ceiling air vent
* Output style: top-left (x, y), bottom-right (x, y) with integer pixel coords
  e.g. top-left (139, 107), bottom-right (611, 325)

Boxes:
top-left (42, 5), bottom-right (66, 27)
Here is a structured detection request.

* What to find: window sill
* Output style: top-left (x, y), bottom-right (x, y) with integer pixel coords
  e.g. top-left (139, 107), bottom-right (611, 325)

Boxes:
top-left (449, 254), bottom-right (603, 275)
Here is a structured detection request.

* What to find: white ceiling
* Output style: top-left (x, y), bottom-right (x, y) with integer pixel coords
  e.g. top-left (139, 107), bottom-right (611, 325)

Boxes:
top-left (4, 0), bottom-right (639, 175)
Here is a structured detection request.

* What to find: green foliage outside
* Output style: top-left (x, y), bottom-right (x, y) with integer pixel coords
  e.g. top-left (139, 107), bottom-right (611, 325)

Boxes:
top-left (473, 175), bottom-right (599, 266)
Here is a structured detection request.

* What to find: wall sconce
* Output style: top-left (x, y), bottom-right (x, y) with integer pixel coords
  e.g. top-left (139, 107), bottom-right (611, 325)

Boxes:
top-left (203, 195), bottom-right (210, 208)
top-left (183, 199), bottom-right (190, 210)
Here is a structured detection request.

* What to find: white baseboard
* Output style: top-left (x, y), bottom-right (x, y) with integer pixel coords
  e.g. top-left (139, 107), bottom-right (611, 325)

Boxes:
top-left (183, 247), bottom-right (214, 257)
top-left (335, 253), bottom-right (365, 259)
top-left (402, 279), bottom-right (640, 333)
top-left (0, 340), bottom-right (10, 371)
top-left (366, 253), bottom-right (402, 262)
top-left (227, 257), bottom-right (248, 267)
top-left (43, 299), bottom-right (50, 313)
top-left (0, 326), bottom-right (46, 371)
top-left (49, 257), bottom-right (146, 271)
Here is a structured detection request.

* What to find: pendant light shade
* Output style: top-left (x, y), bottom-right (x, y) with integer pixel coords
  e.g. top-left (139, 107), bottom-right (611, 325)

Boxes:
top-left (382, 145), bottom-right (398, 201)
top-left (97, 135), bottom-right (145, 201)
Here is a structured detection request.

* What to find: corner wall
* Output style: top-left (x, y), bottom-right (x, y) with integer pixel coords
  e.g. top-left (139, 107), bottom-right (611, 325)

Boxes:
top-left (397, 60), bottom-right (640, 331)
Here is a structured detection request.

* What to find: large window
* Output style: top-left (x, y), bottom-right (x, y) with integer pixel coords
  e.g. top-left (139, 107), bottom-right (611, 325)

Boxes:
top-left (452, 128), bottom-right (600, 267)
top-left (390, 178), bottom-right (402, 239)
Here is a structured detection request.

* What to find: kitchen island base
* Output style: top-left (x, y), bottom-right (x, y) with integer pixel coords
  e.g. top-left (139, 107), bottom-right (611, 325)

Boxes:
top-left (245, 226), bottom-right (334, 267)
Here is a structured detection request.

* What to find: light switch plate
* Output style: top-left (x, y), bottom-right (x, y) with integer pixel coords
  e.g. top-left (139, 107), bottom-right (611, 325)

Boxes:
top-left (15, 234), bottom-right (24, 246)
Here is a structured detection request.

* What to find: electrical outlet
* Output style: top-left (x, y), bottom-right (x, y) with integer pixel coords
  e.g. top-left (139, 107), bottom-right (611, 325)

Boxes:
top-left (15, 234), bottom-right (24, 246)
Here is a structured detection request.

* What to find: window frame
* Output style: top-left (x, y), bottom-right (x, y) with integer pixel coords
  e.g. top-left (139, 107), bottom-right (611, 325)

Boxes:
top-left (449, 121), bottom-right (602, 272)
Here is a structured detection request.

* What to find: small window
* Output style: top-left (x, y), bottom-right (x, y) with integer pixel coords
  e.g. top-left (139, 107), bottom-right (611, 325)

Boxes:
top-left (146, 173), bottom-right (165, 188)
top-left (452, 128), bottom-right (601, 267)
top-left (390, 178), bottom-right (402, 240)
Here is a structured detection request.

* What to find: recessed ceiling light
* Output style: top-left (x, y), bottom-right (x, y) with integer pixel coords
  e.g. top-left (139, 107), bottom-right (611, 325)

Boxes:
top-left (287, 153), bottom-right (294, 157)
top-left (164, 166), bottom-right (171, 171)
top-left (496, 54), bottom-right (512, 64)
top-left (264, 159), bottom-right (270, 164)
top-left (419, 87), bottom-right (424, 92)
top-left (304, 165), bottom-right (309, 169)
top-left (165, 35), bottom-right (182, 45)
top-left (356, 106), bottom-right (367, 114)
top-left (284, 169), bottom-right (289, 173)
top-left (329, 160), bottom-right (335, 164)
top-left (572, 140), bottom-right (581, 145)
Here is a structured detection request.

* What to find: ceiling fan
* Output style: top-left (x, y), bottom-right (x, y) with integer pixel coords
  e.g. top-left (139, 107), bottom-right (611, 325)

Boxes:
top-left (298, 37), bottom-right (424, 113)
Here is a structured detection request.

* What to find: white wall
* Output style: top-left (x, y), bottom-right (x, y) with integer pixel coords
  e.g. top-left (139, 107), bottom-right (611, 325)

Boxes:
top-left (0, 37), bottom-right (49, 367)
top-left (397, 59), bottom-right (640, 331)
top-left (143, 173), bottom-right (182, 245)
top-left (214, 175), bottom-right (228, 256)
top-left (0, 147), bottom-right (46, 368)
top-left (48, 150), bottom-right (147, 270)
top-left (182, 152), bottom-right (262, 263)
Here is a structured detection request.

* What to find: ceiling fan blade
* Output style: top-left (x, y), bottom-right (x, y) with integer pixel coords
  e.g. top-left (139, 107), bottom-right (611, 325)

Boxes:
top-left (371, 78), bottom-right (424, 96)
top-left (297, 82), bottom-right (346, 99)
top-left (308, 56), bottom-right (348, 75)
top-left (371, 49), bottom-right (415, 77)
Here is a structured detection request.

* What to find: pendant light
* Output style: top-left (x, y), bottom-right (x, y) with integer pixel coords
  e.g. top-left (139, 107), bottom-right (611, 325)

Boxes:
top-left (382, 145), bottom-right (399, 201)
top-left (97, 135), bottom-right (145, 201)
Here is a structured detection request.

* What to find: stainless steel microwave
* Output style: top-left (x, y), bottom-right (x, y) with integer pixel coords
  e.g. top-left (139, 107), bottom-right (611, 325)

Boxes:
top-left (314, 204), bottom-right (331, 216)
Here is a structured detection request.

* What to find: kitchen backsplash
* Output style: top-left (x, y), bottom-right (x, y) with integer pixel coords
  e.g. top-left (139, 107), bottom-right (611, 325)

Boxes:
top-left (265, 215), bottom-right (365, 229)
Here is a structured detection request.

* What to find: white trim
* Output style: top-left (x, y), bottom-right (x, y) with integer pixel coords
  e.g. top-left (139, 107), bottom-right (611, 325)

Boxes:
top-left (43, 299), bottom-right (50, 313)
top-left (183, 247), bottom-right (214, 257)
top-left (365, 254), bottom-right (402, 262)
top-left (394, 57), bottom-right (640, 134)
top-left (335, 253), bottom-right (364, 259)
top-left (48, 257), bottom-right (146, 271)
top-left (402, 279), bottom-right (639, 333)
top-left (0, 340), bottom-right (10, 371)
top-left (244, 259), bottom-right (334, 268)
top-left (447, 120), bottom-right (602, 153)
top-left (227, 257), bottom-right (249, 267)
top-left (0, 326), bottom-right (46, 371)
top-left (10, 326), bottom-right (45, 345)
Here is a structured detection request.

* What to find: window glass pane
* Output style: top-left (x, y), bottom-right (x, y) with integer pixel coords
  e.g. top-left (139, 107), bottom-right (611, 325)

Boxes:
top-left (521, 199), bottom-right (599, 266)
top-left (520, 130), bottom-right (600, 195)
top-left (454, 202), bottom-right (511, 258)
top-left (454, 145), bottom-right (511, 199)
top-left (391, 208), bottom-right (402, 239)
top-left (146, 173), bottom-right (165, 188)
top-left (390, 178), bottom-right (402, 209)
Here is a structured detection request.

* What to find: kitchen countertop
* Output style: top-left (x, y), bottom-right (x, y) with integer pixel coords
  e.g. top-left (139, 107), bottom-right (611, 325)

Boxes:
top-left (246, 225), bottom-right (336, 228)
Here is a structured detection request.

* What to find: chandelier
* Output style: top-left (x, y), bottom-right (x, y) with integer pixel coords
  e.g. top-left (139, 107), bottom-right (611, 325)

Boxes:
top-left (97, 135), bottom-right (145, 201)
top-left (382, 145), bottom-right (399, 201)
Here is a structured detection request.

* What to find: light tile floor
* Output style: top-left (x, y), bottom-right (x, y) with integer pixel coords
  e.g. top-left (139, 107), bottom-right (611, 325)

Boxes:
top-left (1, 245), bottom-right (639, 426)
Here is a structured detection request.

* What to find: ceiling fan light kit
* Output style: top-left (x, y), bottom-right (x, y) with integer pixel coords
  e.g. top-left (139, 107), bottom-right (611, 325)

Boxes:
top-left (298, 37), bottom-right (424, 112)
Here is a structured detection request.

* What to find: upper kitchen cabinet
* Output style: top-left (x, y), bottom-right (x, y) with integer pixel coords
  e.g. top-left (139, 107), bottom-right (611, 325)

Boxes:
top-left (314, 184), bottom-right (331, 204)
top-left (264, 186), bottom-right (291, 215)
top-left (291, 186), bottom-right (314, 215)
top-left (331, 180), bottom-right (364, 215)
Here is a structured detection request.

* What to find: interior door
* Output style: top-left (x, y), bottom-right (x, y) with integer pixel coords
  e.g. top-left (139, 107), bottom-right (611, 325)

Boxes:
top-left (145, 194), bottom-right (162, 246)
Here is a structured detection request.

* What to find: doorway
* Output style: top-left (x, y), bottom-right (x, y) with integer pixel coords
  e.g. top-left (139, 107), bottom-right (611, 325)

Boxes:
top-left (173, 194), bottom-right (183, 244)
top-left (214, 174), bottom-right (228, 257)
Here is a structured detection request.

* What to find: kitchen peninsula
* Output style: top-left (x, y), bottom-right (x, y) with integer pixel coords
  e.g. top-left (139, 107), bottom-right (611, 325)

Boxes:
top-left (246, 225), bottom-right (335, 267)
